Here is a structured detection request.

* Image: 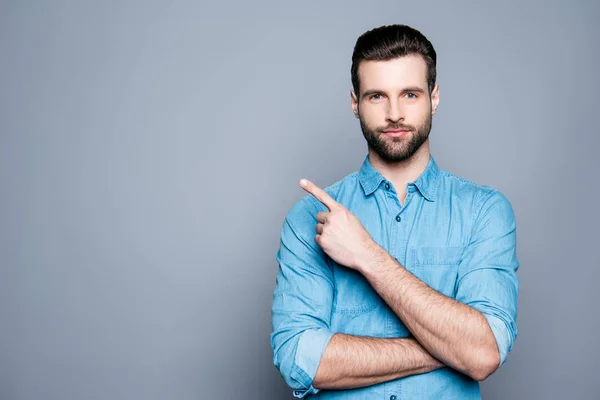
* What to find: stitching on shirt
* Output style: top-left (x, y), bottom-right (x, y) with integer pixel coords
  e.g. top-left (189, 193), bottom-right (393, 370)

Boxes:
top-left (469, 188), bottom-right (499, 241)
top-left (439, 170), bottom-right (488, 188)
top-left (332, 302), bottom-right (379, 314)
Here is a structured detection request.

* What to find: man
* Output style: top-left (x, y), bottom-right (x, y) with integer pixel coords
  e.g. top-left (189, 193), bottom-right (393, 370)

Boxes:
top-left (270, 24), bottom-right (519, 399)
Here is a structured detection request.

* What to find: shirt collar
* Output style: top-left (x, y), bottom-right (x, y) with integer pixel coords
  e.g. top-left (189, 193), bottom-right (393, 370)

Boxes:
top-left (358, 153), bottom-right (441, 201)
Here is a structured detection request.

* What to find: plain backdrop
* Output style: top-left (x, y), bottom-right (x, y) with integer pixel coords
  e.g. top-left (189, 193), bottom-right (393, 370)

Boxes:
top-left (1, 1), bottom-right (599, 399)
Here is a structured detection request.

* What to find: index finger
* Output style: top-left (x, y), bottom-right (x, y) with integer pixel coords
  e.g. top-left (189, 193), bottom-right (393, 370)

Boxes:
top-left (299, 178), bottom-right (339, 211)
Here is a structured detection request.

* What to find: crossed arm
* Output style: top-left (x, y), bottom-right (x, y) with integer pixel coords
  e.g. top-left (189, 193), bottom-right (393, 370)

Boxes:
top-left (313, 253), bottom-right (497, 390)
top-left (311, 334), bottom-right (444, 390)
top-left (312, 249), bottom-right (498, 390)
top-left (271, 181), bottom-right (518, 395)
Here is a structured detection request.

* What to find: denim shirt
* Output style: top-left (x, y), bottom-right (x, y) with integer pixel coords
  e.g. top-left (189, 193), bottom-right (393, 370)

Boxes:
top-left (270, 153), bottom-right (519, 399)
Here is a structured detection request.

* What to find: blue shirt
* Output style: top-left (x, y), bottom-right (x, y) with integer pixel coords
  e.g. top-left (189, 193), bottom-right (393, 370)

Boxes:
top-left (270, 153), bottom-right (519, 399)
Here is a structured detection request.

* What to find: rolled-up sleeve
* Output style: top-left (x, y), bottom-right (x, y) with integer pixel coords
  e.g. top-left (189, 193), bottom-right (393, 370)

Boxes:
top-left (270, 197), bottom-right (335, 398)
top-left (455, 189), bottom-right (519, 367)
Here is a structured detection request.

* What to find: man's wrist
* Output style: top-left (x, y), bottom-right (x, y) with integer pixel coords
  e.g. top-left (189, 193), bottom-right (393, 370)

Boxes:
top-left (356, 242), bottom-right (390, 275)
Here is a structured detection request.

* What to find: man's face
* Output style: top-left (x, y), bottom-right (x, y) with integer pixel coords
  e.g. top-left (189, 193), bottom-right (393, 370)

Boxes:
top-left (351, 55), bottom-right (439, 162)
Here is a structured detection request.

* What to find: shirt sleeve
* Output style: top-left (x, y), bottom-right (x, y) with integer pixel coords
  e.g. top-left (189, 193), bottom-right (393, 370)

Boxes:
top-left (454, 189), bottom-right (520, 367)
top-left (270, 196), bottom-right (336, 398)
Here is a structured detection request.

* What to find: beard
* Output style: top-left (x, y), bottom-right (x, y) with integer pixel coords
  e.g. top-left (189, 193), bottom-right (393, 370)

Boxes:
top-left (359, 109), bottom-right (432, 163)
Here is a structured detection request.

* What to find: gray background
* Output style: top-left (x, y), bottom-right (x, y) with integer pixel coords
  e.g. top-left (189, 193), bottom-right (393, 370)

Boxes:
top-left (1, 0), bottom-right (598, 399)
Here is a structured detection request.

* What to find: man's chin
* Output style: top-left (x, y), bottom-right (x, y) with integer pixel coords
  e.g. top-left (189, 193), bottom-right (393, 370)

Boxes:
top-left (374, 149), bottom-right (414, 162)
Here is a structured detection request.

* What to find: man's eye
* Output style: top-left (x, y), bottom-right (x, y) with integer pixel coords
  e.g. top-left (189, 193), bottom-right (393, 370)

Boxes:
top-left (405, 92), bottom-right (417, 99)
top-left (370, 94), bottom-right (382, 100)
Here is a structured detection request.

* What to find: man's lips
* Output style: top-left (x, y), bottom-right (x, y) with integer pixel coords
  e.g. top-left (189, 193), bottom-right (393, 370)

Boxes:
top-left (382, 129), bottom-right (410, 137)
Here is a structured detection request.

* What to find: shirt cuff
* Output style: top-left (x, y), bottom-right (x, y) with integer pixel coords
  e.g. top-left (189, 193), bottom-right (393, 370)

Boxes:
top-left (291, 328), bottom-right (335, 398)
top-left (483, 313), bottom-right (511, 366)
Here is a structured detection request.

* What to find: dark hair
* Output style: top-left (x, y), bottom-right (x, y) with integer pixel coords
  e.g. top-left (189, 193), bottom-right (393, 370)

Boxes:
top-left (351, 24), bottom-right (437, 98)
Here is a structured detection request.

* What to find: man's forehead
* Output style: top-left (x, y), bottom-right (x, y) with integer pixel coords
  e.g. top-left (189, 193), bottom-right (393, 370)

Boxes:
top-left (358, 55), bottom-right (428, 91)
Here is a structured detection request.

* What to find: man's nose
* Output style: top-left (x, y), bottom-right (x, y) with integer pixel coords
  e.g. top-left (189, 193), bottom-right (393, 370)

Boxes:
top-left (386, 98), bottom-right (405, 122)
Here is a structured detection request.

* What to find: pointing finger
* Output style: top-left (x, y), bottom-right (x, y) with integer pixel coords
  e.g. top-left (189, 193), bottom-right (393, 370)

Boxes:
top-left (299, 179), bottom-right (340, 211)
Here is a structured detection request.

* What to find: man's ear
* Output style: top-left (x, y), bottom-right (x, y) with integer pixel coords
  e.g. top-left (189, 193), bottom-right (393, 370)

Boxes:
top-left (431, 84), bottom-right (440, 115)
top-left (351, 90), bottom-right (359, 118)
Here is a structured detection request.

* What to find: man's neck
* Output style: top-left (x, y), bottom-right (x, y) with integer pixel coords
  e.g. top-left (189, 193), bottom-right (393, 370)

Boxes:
top-left (368, 142), bottom-right (431, 202)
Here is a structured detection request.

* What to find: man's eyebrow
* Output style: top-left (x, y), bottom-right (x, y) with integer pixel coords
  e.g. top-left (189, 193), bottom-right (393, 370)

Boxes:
top-left (361, 89), bottom-right (384, 98)
top-left (401, 86), bottom-right (426, 93)
top-left (361, 87), bottom-right (427, 98)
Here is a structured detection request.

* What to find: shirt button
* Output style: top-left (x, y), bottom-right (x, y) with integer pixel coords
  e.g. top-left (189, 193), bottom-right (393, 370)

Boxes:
top-left (395, 215), bottom-right (401, 222)
top-left (390, 396), bottom-right (397, 400)
top-left (385, 183), bottom-right (390, 190)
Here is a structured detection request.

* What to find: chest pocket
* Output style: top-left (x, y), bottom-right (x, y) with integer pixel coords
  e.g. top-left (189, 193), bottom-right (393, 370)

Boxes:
top-left (407, 246), bottom-right (464, 298)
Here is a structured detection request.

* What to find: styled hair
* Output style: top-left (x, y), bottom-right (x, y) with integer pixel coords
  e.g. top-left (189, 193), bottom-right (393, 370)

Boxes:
top-left (351, 24), bottom-right (437, 98)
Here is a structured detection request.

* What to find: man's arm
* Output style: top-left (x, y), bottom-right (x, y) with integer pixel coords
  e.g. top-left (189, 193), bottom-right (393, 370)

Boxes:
top-left (298, 180), bottom-right (519, 383)
top-left (359, 190), bottom-right (519, 381)
top-left (312, 334), bottom-right (444, 390)
top-left (271, 195), bottom-right (447, 398)
top-left (271, 197), bottom-right (335, 398)
top-left (360, 252), bottom-right (498, 381)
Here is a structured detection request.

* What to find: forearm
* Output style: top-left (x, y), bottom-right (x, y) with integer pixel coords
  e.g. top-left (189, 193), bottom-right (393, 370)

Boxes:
top-left (361, 247), bottom-right (499, 381)
top-left (312, 333), bottom-right (445, 390)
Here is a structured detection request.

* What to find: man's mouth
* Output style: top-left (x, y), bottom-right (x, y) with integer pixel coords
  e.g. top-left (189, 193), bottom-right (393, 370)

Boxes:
top-left (382, 129), bottom-right (410, 137)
